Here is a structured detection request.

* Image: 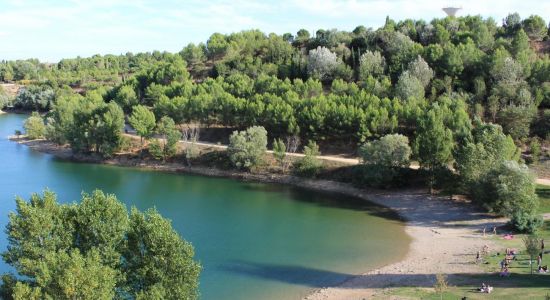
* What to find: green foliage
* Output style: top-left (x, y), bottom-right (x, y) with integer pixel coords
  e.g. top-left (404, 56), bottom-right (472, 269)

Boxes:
top-left (523, 234), bottom-right (542, 274)
top-left (415, 109), bottom-right (454, 191)
top-left (358, 50), bottom-right (386, 80)
top-left (129, 105), bottom-right (156, 152)
top-left (528, 137), bottom-right (541, 164)
top-left (0, 86), bottom-right (10, 109)
top-left (455, 121), bottom-right (520, 188)
top-left (475, 161), bottom-right (539, 218)
top-left (227, 126), bottom-right (268, 170)
top-left (294, 140), bottom-right (322, 178)
top-left (23, 112), bottom-right (45, 139)
top-left (2, 13), bottom-right (550, 168)
top-left (511, 211), bottom-right (543, 234)
top-left (1, 190), bottom-right (200, 300)
top-left (307, 46), bottom-right (340, 80)
top-left (67, 102), bottom-right (125, 157)
top-left (395, 71), bottom-right (424, 100)
top-left (150, 116), bottom-right (181, 161)
top-left (114, 85), bottom-right (138, 112)
top-left (498, 105), bottom-right (536, 142)
top-left (359, 134), bottom-right (411, 186)
top-left (14, 85), bottom-right (54, 111)
top-left (522, 15), bottom-right (548, 41)
top-left (272, 138), bottom-right (287, 171)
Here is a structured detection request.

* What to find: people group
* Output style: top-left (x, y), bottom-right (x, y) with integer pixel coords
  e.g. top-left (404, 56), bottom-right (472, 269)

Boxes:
top-left (478, 283), bottom-right (493, 293)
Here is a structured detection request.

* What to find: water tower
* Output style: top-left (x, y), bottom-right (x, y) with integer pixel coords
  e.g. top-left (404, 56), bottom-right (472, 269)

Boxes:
top-left (442, 7), bottom-right (462, 17)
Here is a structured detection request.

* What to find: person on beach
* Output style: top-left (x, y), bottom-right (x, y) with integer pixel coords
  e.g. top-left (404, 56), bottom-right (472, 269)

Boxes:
top-left (493, 226), bottom-right (497, 235)
top-left (500, 266), bottom-right (510, 277)
top-left (483, 226), bottom-right (486, 237)
top-left (476, 251), bottom-right (482, 263)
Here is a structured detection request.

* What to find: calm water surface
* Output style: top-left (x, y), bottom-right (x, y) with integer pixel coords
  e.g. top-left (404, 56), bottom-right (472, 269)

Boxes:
top-left (0, 113), bottom-right (410, 300)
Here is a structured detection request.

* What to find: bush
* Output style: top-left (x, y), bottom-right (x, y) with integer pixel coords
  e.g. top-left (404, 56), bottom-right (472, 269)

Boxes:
top-left (359, 134), bottom-right (411, 187)
top-left (227, 126), bottom-right (267, 170)
top-left (474, 160), bottom-right (539, 217)
top-left (294, 141), bottom-right (322, 178)
top-left (13, 85), bottom-right (55, 111)
top-left (528, 138), bottom-right (541, 164)
top-left (510, 211), bottom-right (543, 233)
top-left (23, 112), bottom-right (45, 139)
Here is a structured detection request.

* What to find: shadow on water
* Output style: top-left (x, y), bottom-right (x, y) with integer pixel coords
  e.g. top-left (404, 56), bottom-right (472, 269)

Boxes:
top-left (241, 183), bottom-right (406, 223)
top-left (219, 260), bottom-right (352, 288)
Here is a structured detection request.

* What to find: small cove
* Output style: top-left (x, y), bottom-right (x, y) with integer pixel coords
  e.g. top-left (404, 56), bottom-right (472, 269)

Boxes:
top-left (0, 113), bottom-right (410, 299)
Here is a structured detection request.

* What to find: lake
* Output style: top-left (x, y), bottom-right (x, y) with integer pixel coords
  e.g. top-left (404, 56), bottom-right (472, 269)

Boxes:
top-left (0, 113), bottom-right (410, 299)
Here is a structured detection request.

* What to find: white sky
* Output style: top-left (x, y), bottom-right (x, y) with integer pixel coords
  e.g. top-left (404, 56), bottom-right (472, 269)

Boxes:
top-left (0, 0), bottom-right (548, 62)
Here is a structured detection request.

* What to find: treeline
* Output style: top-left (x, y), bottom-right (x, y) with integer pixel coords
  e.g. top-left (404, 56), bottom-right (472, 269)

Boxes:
top-left (2, 13), bottom-right (550, 144)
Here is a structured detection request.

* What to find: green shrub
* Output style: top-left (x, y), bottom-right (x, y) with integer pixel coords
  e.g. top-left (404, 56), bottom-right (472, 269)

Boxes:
top-left (227, 126), bottom-right (267, 170)
top-left (510, 211), bottom-right (543, 233)
top-left (23, 112), bottom-right (45, 139)
top-left (294, 141), bottom-right (322, 178)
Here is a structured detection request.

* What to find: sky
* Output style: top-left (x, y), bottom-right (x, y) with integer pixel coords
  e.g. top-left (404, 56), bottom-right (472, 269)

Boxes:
top-left (0, 0), bottom-right (548, 62)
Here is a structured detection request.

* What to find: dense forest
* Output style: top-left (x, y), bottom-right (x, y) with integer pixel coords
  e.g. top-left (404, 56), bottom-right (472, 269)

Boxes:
top-left (1, 13), bottom-right (550, 233)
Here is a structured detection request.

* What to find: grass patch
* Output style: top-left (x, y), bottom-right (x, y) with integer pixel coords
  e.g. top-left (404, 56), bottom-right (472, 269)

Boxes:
top-left (377, 223), bottom-right (550, 299)
top-left (538, 184), bottom-right (550, 214)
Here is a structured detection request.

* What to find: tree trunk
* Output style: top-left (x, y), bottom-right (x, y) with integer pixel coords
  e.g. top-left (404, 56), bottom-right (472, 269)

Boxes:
top-left (140, 136), bottom-right (143, 158)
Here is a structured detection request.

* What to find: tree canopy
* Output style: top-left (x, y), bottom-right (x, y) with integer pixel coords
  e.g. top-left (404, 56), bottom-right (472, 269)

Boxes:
top-left (1, 190), bottom-right (200, 300)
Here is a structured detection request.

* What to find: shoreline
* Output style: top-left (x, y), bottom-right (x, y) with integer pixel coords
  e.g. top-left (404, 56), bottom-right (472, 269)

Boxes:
top-left (13, 138), bottom-right (501, 299)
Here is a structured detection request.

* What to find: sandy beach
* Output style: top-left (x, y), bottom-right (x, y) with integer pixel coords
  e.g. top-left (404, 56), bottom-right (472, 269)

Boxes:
top-left (304, 191), bottom-right (504, 300)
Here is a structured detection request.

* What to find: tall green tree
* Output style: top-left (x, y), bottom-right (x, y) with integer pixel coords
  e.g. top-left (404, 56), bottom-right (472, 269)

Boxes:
top-left (415, 109), bottom-right (454, 193)
top-left (1, 190), bottom-right (200, 300)
top-left (23, 112), bottom-right (45, 139)
top-left (149, 116), bottom-right (181, 161)
top-left (129, 105), bottom-right (156, 155)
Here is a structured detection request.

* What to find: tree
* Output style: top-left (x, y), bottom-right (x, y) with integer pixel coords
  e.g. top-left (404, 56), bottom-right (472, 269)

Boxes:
top-left (307, 46), bottom-right (339, 80)
top-left (0, 86), bottom-right (10, 109)
top-left (66, 101), bottom-right (125, 157)
top-left (455, 122), bottom-right (519, 186)
top-left (13, 85), bottom-right (54, 111)
top-left (124, 207), bottom-right (200, 299)
top-left (395, 71), bottom-right (425, 100)
top-left (497, 105), bottom-right (536, 142)
top-left (475, 161), bottom-right (539, 220)
top-left (129, 105), bottom-right (156, 155)
top-left (415, 109), bottom-right (454, 193)
top-left (23, 112), bottom-right (45, 139)
top-left (113, 85), bottom-right (138, 112)
top-left (522, 15), bottom-right (547, 41)
top-left (294, 140), bottom-right (322, 178)
top-left (227, 126), bottom-right (268, 170)
top-left (1, 190), bottom-right (200, 300)
top-left (358, 50), bottom-right (386, 80)
top-left (407, 55), bottom-right (434, 88)
top-left (359, 134), bottom-right (411, 185)
top-left (272, 138), bottom-right (287, 172)
top-left (523, 235), bottom-right (542, 274)
top-left (149, 116), bottom-right (181, 161)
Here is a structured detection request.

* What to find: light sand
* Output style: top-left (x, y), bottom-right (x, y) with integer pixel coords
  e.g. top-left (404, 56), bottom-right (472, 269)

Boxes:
top-left (304, 191), bottom-right (504, 300)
